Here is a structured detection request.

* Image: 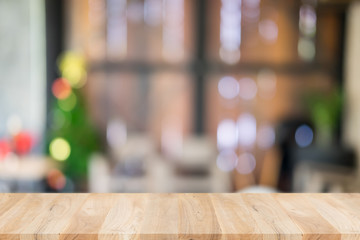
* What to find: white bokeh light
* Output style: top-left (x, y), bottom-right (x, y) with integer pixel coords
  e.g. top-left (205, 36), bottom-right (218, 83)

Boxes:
top-left (220, 0), bottom-right (242, 64)
top-left (237, 113), bottom-right (256, 148)
top-left (218, 76), bottom-right (240, 100)
top-left (216, 150), bottom-right (238, 172)
top-left (217, 119), bottom-right (238, 150)
top-left (259, 19), bottom-right (278, 43)
top-left (239, 77), bottom-right (257, 100)
top-left (299, 5), bottom-right (317, 36)
top-left (236, 153), bottom-right (256, 174)
top-left (257, 125), bottom-right (275, 149)
top-left (107, 119), bottom-right (127, 148)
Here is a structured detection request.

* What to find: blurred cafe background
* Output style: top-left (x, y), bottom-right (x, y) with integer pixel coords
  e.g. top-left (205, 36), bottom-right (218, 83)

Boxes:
top-left (1, 0), bottom-right (360, 193)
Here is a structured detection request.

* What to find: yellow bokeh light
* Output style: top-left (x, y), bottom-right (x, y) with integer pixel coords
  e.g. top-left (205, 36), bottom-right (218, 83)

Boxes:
top-left (62, 66), bottom-right (87, 88)
top-left (49, 138), bottom-right (71, 161)
top-left (58, 52), bottom-right (87, 88)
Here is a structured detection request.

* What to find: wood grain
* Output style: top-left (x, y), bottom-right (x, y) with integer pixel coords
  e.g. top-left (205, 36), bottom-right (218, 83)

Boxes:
top-left (0, 193), bottom-right (359, 239)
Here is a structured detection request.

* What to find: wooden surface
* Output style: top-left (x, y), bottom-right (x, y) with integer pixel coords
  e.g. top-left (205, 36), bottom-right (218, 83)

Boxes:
top-left (0, 193), bottom-right (360, 239)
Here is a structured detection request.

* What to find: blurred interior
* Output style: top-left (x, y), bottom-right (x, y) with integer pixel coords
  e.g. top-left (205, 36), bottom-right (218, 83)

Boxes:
top-left (1, 0), bottom-right (360, 193)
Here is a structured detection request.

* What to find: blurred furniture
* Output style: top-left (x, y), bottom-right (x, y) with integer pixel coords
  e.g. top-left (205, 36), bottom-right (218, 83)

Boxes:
top-left (89, 135), bottom-right (232, 193)
top-left (276, 117), bottom-right (356, 192)
top-left (1, 193), bottom-right (360, 239)
top-left (0, 156), bottom-right (52, 192)
top-left (292, 146), bottom-right (356, 192)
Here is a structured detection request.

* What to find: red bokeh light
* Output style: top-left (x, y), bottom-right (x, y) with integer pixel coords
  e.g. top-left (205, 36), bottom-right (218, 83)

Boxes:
top-left (52, 78), bottom-right (72, 99)
top-left (0, 140), bottom-right (10, 160)
top-left (14, 131), bottom-right (33, 155)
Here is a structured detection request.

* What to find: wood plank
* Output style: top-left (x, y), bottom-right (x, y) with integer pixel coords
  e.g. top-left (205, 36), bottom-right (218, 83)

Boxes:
top-left (178, 193), bottom-right (221, 240)
top-left (307, 194), bottom-right (360, 240)
top-left (60, 193), bottom-right (117, 240)
top-left (242, 193), bottom-right (303, 240)
top-left (0, 194), bottom-right (58, 240)
top-left (98, 194), bottom-right (148, 240)
top-left (274, 193), bottom-right (340, 240)
top-left (0, 194), bottom-right (27, 219)
top-left (140, 194), bottom-right (178, 240)
top-left (0, 194), bottom-right (359, 239)
top-left (20, 194), bottom-right (88, 240)
top-left (210, 193), bottom-right (262, 240)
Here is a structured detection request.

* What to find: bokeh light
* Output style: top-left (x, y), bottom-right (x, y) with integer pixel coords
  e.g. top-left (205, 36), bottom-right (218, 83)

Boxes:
top-left (58, 52), bottom-right (87, 88)
top-left (258, 19), bottom-right (278, 44)
top-left (58, 92), bottom-right (77, 112)
top-left (6, 115), bottom-right (22, 136)
top-left (162, 0), bottom-right (184, 62)
top-left (47, 169), bottom-right (66, 191)
top-left (298, 38), bottom-right (315, 61)
top-left (219, 47), bottom-right (241, 64)
top-left (243, 0), bottom-right (260, 22)
top-left (218, 76), bottom-right (240, 100)
top-left (14, 132), bottom-right (33, 155)
top-left (107, 119), bottom-right (127, 148)
top-left (144, 0), bottom-right (162, 26)
top-left (51, 109), bottom-right (68, 130)
top-left (295, 124), bottom-right (314, 148)
top-left (236, 152), bottom-right (256, 174)
top-left (220, 0), bottom-right (242, 64)
top-left (107, 0), bottom-right (127, 59)
top-left (216, 150), bottom-right (238, 172)
top-left (217, 119), bottom-right (238, 150)
top-left (0, 140), bottom-right (10, 160)
top-left (257, 125), bottom-right (275, 149)
top-left (239, 77), bottom-right (257, 100)
top-left (49, 138), bottom-right (71, 161)
top-left (299, 5), bottom-right (317, 37)
top-left (52, 78), bottom-right (72, 100)
top-left (257, 69), bottom-right (277, 99)
top-left (237, 113), bottom-right (257, 148)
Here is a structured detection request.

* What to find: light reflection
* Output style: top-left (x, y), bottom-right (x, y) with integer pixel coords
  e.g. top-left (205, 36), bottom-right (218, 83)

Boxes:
top-left (236, 152), bottom-right (256, 174)
top-left (217, 119), bottom-right (238, 150)
top-left (237, 113), bottom-right (256, 148)
top-left (216, 150), bottom-right (238, 172)
top-left (218, 76), bottom-right (240, 100)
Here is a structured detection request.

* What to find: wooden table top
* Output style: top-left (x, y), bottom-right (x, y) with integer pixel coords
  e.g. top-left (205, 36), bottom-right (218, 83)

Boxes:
top-left (0, 193), bottom-right (359, 239)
